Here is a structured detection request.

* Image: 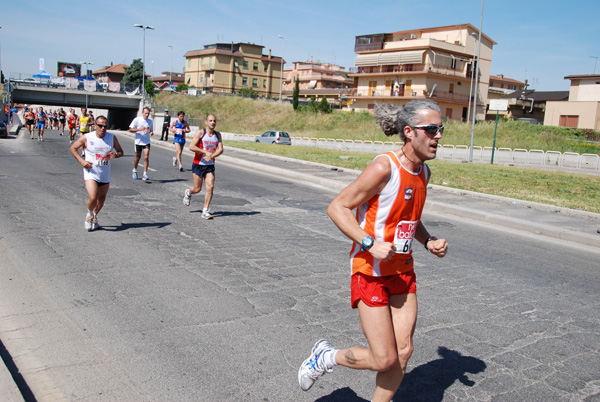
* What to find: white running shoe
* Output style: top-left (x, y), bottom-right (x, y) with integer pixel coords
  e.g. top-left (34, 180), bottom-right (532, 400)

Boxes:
top-left (201, 210), bottom-right (213, 220)
top-left (179, 165), bottom-right (183, 172)
top-left (183, 189), bottom-right (191, 206)
top-left (142, 173), bottom-right (149, 181)
top-left (298, 339), bottom-right (334, 391)
top-left (84, 214), bottom-right (93, 231)
top-left (173, 156), bottom-right (177, 167)
top-left (91, 216), bottom-right (99, 231)
top-left (132, 170), bottom-right (138, 180)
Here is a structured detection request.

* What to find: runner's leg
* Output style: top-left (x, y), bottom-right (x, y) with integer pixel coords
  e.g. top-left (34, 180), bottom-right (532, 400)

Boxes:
top-left (203, 172), bottom-right (215, 210)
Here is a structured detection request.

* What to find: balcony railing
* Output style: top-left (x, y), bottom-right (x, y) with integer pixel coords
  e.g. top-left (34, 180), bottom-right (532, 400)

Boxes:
top-left (354, 64), bottom-right (473, 79)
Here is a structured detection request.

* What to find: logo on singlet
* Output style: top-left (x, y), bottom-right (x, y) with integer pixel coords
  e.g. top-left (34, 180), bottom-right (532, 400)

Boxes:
top-left (404, 186), bottom-right (413, 201)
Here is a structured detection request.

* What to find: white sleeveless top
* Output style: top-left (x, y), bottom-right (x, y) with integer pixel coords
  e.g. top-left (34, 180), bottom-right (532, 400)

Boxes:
top-left (83, 131), bottom-right (114, 183)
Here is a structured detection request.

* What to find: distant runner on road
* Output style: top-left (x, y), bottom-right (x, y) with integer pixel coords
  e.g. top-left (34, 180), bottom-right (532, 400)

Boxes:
top-left (183, 113), bottom-right (223, 219)
top-left (70, 116), bottom-right (124, 231)
top-left (67, 109), bottom-right (78, 144)
top-left (25, 107), bottom-right (36, 139)
top-left (298, 99), bottom-right (448, 402)
top-left (170, 110), bottom-right (191, 172)
top-left (35, 107), bottom-right (47, 141)
top-left (128, 106), bottom-right (154, 181)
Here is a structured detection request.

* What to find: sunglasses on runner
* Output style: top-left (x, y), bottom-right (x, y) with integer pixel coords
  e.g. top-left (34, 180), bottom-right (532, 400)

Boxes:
top-left (411, 124), bottom-right (444, 135)
top-left (96, 123), bottom-right (107, 129)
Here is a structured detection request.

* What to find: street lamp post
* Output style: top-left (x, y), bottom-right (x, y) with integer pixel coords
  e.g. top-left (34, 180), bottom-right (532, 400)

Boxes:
top-left (80, 60), bottom-right (94, 108)
top-left (134, 24), bottom-right (154, 102)
top-left (278, 35), bottom-right (284, 101)
top-left (467, 32), bottom-right (478, 123)
top-left (469, 0), bottom-right (484, 163)
top-left (168, 45), bottom-right (173, 88)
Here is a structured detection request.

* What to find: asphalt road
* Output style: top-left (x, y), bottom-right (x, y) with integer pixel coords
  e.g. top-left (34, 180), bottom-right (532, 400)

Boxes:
top-left (0, 129), bottom-right (599, 401)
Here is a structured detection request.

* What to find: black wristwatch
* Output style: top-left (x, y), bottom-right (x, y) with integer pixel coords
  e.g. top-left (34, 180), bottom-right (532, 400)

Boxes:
top-left (424, 236), bottom-right (438, 251)
top-left (361, 235), bottom-right (374, 251)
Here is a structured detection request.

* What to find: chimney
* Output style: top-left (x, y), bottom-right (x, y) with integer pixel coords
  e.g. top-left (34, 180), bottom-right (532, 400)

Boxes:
top-left (268, 49), bottom-right (272, 59)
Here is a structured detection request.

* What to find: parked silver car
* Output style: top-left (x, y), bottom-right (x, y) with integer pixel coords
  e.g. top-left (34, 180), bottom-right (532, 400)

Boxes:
top-left (255, 130), bottom-right (292, 145)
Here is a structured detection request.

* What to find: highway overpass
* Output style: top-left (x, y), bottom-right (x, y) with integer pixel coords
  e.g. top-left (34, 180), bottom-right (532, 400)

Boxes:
top-left (7, 82), bottom-right (143, 130)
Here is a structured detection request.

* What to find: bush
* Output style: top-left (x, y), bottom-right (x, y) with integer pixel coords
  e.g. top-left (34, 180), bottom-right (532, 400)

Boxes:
top-left (318, 96), bottom-right (332, 114)
top-left (238, 87), bottom-right (258, 98)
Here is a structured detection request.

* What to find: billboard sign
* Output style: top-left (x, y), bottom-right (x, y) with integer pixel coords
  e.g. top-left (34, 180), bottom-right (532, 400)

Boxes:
top-left (57, 62), bottom-right (82, 78)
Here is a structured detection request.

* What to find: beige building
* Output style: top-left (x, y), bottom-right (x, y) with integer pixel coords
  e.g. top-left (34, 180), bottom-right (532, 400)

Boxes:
top-left (347, 24), bottom-right (496, 121)
top-left (184, 43), bottom-right (283, 97)
top-left (281, 60), bottom-right (354, 105)
top-left (544, 74), bottom-right (600, 130)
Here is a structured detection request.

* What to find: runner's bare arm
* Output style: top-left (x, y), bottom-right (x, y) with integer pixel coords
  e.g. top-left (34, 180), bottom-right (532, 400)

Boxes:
top-left (70, 136), bottom-right (92, 169)
top-left (327, 158), bottom-right (396, 261)
top-left (111, 137), bottom-right (124, 159)
top-left (188, 130), bottom-right (206, 155)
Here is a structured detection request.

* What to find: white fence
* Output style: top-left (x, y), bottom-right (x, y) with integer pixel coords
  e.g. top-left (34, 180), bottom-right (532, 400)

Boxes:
top-left (221, 133), bottom-right (600, 171)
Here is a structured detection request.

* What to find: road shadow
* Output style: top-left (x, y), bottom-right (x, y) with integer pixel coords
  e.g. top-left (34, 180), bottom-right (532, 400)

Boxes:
top-left (315, 347), bottom-right (485, 402)
top-left (149, 178), bottom-right (188, 184)
top-left (394, 346), bottom-right (486, 401)
top-left (99, 222), bottom-right (172, 232)
top-left (189, 210), bottom-right (260, 217)
top-left (315, 387), bottom-right (368, 402)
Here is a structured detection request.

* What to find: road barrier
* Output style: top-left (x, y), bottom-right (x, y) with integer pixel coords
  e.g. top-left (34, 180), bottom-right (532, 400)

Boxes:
top-left (220, 133), bottom-right (599, 171)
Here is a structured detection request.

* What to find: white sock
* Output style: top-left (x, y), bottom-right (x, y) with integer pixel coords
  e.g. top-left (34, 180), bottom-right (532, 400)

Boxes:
top-left (87, 210), bottom-right (93, 217)
top-left (203, 208), bottom-right (208, 213)
top-left (323, 349), bottom-right (338, 370)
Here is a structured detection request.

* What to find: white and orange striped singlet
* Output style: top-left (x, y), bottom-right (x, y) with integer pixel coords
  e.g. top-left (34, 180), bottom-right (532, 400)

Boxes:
top-left (350, 151), bottom-right (430, 277)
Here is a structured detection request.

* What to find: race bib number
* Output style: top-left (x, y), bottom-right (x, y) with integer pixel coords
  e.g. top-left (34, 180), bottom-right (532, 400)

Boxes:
top-left (394, 220), bottom-right (417, 254)
top-left (175, 128), bottom-right (183, 135)
top-left (95, 153), bottom-right (110, 166)
top-left (81, 122), bottom-right (88, 130)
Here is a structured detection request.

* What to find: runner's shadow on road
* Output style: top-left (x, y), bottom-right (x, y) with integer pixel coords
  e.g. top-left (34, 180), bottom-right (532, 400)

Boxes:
top-left (99, 222), bottom-right (172, 232)
top-left (149, 178), bottom-right (189, 184)
top-left (315, 388), bottom-right (368, 402)
top-left (315, 347), bottom-right (485, 402)
top-left (190, 210), bottom-right (260, 217)
top-left (393, 346), bottom-right (487, 401)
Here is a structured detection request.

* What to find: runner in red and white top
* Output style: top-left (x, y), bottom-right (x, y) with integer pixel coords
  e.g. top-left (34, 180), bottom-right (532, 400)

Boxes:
top-left (182, 113), bottom-right (223, 219)
top-left (298, 100), bottom-right (448, 401)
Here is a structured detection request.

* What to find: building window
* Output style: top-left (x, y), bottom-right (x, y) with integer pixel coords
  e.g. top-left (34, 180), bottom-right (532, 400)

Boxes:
top-left (252, 78), bottom-right (258, 87)
top-left (263, 79), bottom-right (267, 88)
top-left (243, 61), bottom-right (248, 69)
top-left (449, 83), bottom-right (454, 93)
top-left (187, 60), bottom-right (191, 67)
top-left (242, 77), bottom-right (248, 86)
top-left (234, 60), bottom-right (239, 68)
top-left (451, 58), bottom-right (457, 69)
top-left (264, 62), bottom-right (268, 72)
top-left (233, 76), bottom-right (236, 86)
top-left (253, 62), bottom-right (259, 71)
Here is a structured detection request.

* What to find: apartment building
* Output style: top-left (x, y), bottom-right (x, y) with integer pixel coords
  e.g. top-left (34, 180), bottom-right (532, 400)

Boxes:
top-left (92, 64), bottom-right (129, 84)
top-left (184, 43), bottom-right (283, 97)
top-left (281, 60), bottom-right (354, 105)
top-left (544, 74), bottom-right (600, 130)
top-left (347, 24), bottom-right (496, 121)
top-left (489, 74), bottom-right (526, 94)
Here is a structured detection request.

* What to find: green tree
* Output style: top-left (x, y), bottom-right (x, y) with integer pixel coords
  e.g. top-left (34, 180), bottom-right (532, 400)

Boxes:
top-left (176, 83), bottom-right (190, 92)
top-left (318, 96), bottom-right (332, 114)
top-left (145, 79), bottom-right (157, 97)
top-left (121, 59), bottom-right (144, 86)
top-left (292, 78), bottom-right (300, 110)
top-left (238, 87), bottom-right (258, 98)
top-left (308, 96), bottom-right (318, 113)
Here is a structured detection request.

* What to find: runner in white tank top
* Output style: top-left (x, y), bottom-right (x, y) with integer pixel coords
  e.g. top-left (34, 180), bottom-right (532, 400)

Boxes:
top-left (70, 116), bottom-right (124, 231)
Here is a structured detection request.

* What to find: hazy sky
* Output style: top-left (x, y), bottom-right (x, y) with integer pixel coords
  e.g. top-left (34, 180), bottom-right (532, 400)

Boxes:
top-left (2, 0), bottom-right (598, 91)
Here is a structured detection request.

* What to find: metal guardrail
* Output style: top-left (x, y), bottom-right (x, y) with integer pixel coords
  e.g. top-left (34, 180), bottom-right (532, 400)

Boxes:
top-left (220, 133), bottom-right (600, 171)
